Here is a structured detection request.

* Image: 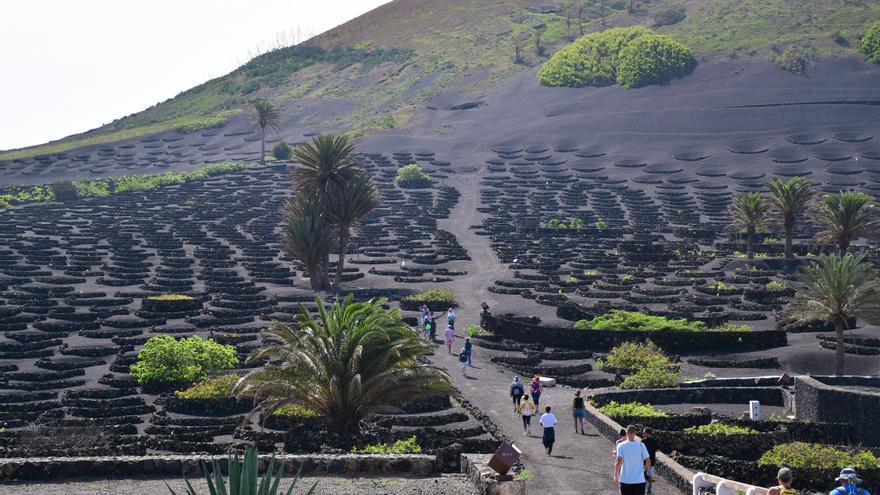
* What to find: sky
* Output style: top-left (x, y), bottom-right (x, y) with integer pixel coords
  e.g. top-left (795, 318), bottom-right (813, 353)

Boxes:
top-left (0, 0), bottom-right (391, 151)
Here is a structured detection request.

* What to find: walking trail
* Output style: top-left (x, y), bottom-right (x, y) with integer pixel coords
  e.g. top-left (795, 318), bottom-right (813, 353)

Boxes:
top-left (431, 176), bottom-right (682, 495)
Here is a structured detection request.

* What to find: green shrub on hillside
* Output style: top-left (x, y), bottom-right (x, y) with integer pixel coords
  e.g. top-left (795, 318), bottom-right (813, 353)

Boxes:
top-left (130, 335), bottom-right (238, 384)
top-left (172, 115), bottom-right (228, 134)
top-left (175, 374), bottom-right (238, 399)
top-left (598, 401), bottom-right (667, 417)
top-left (616, 34), bottom-right (696, 88)
top-left (356, 436), bottom-right (422, 454)
top-left (574, 310), bottom-right (705, 332)
top-left (272, 141), bottom-right (292, 160)
top-left (394, 164), bottom-right (431, 188)
top-left (603, 341), bottom-right (672, 371)
top-left (685, 423), bottom-right (758, 435)
top-left (774, 45), bottom-right (808, 74)
top-left (538, 27), bottom-right (651, 87)
top-left (72, 179), bottom-right (110, 198)
top-left (403, 289), bottom-right (456, 304)
top-left (621, 363), bottom-right (680, 389)
top-left (273, 404), bottom-right (319, 417)
top-left (538, 27), bottom-right (694, 89)
top-left (759, 442), bottom-right (880, 470)
top-left (653, 4), bottom-right (686, 27)
top-left (860, 21), bottom-right (880, 63)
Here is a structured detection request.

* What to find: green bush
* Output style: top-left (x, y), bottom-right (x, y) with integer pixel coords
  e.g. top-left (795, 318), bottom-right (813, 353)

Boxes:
top-left (759, 442), bottom-right (880, 470)
top-left (538, 27), bottom-right (651, 87)
top-left (403, 289), bottom-right (456, 304)
top-left (72, 179), bottom-right (110, 198)
top-left (620, 363), bottom-right (680, 389)
top-left (356, 436), bottom-right (422, 454)
top-left (598, 401), bottom-right (667, 417)
top-left (273, 404), bottom-right (319, 417)
top-left (175, 374), bottom-right (238, 399)
top-left (272, 141), bottom-right (292, 160)
top-left (394, 164), bottom-right (431, 188)
top-left (574, 310), bottom-right (705, 332)
top-left (603, 341), bottom-right (673, 370)
top-left (685, 423), bottom-right (758, 435)
top-left (653, 4), bottom-right (686, 26)
top-left (130, 335), bottom-right (238, 384)
top-left (466, 324), bottom-right (483, 338)
top-left (172, 115), bottom-right (228, 134)
top-left (515, 469), bottom-right (533, 481)
top-left (860, 21), bottom-right (880, 63)
top-left (616, 34), bottom-right (696, 88)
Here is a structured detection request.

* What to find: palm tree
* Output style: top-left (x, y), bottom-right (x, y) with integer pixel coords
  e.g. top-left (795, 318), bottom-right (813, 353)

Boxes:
top-left (250, 99), bottom-right (281, 164)
top-left (292, 134), bottom-right (362, 199)
top-left (786, 254), bottom-right (880, 375)
top-left (812, 191), bottom-right (878, 256)
top-left (327, 173), bottom-right (379, 284)
top-left (765, 176), bottom-right (815, 259)
top-left (235, 295), bottom-right (453, 434)
top-left (281, 192), bottom-right (334, 290)
top-left (729, 192), bottom-right (770, 260)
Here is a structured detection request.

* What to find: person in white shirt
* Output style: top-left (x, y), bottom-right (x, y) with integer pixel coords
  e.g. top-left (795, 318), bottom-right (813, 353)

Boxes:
top-left (614, 424), bottom-right (651, 495)
top-left (539, 406), bottom-right (558, 455)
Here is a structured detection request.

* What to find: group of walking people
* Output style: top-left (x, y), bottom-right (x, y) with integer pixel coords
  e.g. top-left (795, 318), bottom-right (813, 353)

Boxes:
top-left (764, 466), bottom-right (872, 495)
top-left (510, 376), bottom-right (589, 456)
top-left (420, 305), bottom-right (473, 374)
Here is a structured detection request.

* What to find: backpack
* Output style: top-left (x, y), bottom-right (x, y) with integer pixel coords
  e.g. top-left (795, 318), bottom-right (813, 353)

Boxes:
top-left (511, 383), bottom-right (524, 396)
top-left (459, 352), bottom-right (468, 363)
top-left (832, 489), bottom-right (865, 495)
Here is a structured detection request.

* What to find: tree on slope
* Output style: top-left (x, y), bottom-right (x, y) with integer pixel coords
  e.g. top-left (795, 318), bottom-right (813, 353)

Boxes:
top-left (236, 295), bottom-right (453, 434)
top-left (250, 99), bottom-right (281, 164)
top-left (812, 190), bottom-right (878, 256)
top-left (729, 192), bottom-right (770, 260)
top-left (765, 176), bottom-right (815, 259)
top-left (786, 254), bottom-right (880, 375)
top-left (281, 192), bottom-right (334, 290)
top-left (327, 173), bottom-right (379, 284)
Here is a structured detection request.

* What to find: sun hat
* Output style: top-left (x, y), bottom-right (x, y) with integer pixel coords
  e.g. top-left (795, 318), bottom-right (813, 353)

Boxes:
top-left (777, 467), bottom-right (793, 482)
top-left (835, 467), bottom-right (861, 483)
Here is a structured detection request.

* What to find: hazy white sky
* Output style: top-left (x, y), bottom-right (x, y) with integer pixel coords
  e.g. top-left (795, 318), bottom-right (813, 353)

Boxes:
top-left (0, 0), bottom-right (391, 151)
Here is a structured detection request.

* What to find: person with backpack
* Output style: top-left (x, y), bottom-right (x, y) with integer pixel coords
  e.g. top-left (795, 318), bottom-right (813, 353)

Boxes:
top-left (429, 315), bottom-right (438, 342)
top-left (458, 347), bottom-right (468, 376)
top-left (447, 308), bottom-right (456, 330)
top-left (767, 467), bottom-right (799, 495)
top-left (572, 390), bottom-right (586, 435)
top-left (419, 305), bottom-right (430, 333)
top-left (510, 376), bottom-right (524, 412)
top-left (530, 376), bottom-right (542, 406)
top-left (518, 394), bottom-right (536, 436)
top-left (829, 468), bottom-right (870, 495)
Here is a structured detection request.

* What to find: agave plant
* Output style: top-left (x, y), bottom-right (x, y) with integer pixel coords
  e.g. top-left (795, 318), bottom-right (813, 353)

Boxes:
top-left (165, 447), bottom-right (316, 495)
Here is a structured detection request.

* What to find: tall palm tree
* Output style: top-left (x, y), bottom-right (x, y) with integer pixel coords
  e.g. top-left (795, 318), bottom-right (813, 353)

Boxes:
top-left (327, 173), bottom-right (379, 284)
top-left (235, 295), bottom-right (453, 434)
top-left (812, 190), bottom-right (878, 256)
top-left (292, 134), bottom-right (362, 199)
top-left (765, 176), bottom-right (815, 259)
top-left (786, 253), bottom-right (880, 375)
top-left (729, 192), bottom-right (770, 260)
top-left (250, 99), bottom-right (281, 164)
top-left (281, 192), bottom-right (334, 290)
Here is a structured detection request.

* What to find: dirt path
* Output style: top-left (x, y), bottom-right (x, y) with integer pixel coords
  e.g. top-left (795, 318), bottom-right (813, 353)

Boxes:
top-left (432, 179), bottom-right (684, 495)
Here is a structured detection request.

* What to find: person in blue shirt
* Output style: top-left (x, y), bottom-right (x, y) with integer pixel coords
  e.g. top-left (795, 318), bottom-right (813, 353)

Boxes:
top-left (830, 468), bottom-right (870, 495)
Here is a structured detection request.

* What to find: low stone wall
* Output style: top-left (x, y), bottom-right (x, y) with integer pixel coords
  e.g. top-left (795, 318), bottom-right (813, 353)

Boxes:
top-left (590, 387), bottom-right (785, 408)
top-left (480, 312), bottom-right (786, 352)
top-left (0, 453), bottom-right (439, 480)
top-left (796, 376), bottom-right (880, 446)
top-left (461, 453), bottom-right (525, 495)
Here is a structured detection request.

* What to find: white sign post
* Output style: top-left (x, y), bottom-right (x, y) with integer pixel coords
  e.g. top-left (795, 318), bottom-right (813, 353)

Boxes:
top-left (749, 400), bottom-right (760, 420)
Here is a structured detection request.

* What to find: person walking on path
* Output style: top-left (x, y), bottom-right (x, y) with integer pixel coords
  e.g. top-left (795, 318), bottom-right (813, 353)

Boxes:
top-left (458, 347), bottom-right (468, 376)
top-left (464, 337), bottom-right (473, 366)
top-left (420, 305), bottom-right (429, 333)
top-left (447, 308), bottom-right (456, 330)
top-left (444, 325), bottom-right (455, 354)
top-left (539, 406), bottom-right (557, 455)
top-left (530, 376), bottom-right (542, 407)
top-left (510, 376), bottom-right (524, 412)
top-left (642, 428), bottom-right (659, 494)
top-left (829, 468), bottom-right (870, 495)
top-left (614, 425), bottom-right (651, 495)
top-left (518, 394), bottom-right (536, 436)
top-left (767, 467), bottom-right (798, 495)
top-left (429, 316), bottom-right (437, 342)
top-left (424, 317), bottom-right (432, 340)
top-left (572, 390), bottom-right (586, 434)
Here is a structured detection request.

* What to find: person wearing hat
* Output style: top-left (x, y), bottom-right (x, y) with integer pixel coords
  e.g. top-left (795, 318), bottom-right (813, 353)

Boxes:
top-left (767, 467), bottom-right (798, 495)
top-left (830, 468), bottom-right (870, 495)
